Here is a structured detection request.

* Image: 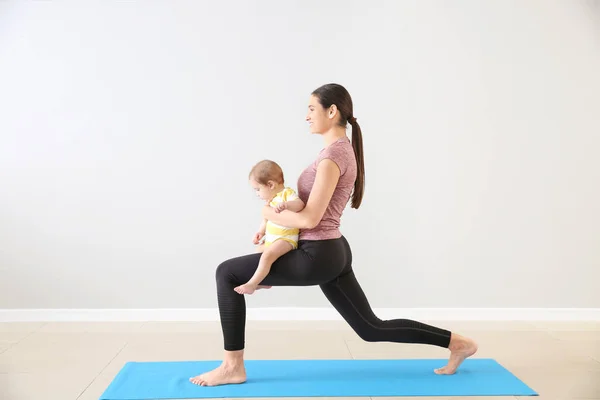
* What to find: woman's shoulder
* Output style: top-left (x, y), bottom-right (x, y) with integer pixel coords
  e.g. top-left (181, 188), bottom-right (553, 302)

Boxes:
top-left (318, 137), bottom-right (355, 173)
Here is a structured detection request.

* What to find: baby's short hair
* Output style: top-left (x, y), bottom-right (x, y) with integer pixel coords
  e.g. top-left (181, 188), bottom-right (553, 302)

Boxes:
top-left (249, 159), bottom-right (284, 185)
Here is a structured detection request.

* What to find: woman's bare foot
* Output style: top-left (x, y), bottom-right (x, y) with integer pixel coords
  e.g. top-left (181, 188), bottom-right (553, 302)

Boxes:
top-left (434, 333), bottom-right (478, 375)
top-left (256, 285), bottom-right (272, 290)
top-left (189, 362), bottom-right (246, 387)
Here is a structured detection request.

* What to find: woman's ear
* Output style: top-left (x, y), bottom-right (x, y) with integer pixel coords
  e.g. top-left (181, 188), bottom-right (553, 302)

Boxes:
top-left (328, 104), bottom-right (338, 120)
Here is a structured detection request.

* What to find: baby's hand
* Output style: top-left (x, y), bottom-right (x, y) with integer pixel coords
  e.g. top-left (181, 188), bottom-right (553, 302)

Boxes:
top-left (274, 202), bottom-right (287, 213)
top-left (252, 231), bottom-right (265, 245)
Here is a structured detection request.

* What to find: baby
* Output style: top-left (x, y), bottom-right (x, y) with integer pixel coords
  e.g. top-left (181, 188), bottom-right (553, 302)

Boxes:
top-left (234, 160), bottom-right (305, 295)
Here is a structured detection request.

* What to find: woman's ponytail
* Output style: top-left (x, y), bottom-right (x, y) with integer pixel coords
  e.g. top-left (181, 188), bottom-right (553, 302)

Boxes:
top-left (348, 117), bottom-right (364, 209)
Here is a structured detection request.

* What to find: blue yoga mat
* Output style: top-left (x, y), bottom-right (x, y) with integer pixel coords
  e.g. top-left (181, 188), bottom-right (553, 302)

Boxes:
top-left (100, 358), bottom-right (537, 399)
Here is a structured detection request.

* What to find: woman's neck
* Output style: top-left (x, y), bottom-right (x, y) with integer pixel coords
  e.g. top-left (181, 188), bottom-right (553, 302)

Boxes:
top-left (322, 126), bottom-right (347, 147)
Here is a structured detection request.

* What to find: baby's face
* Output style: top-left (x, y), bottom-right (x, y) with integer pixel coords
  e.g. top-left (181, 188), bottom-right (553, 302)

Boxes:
top-left (249, 178), bottom-right (276, 202)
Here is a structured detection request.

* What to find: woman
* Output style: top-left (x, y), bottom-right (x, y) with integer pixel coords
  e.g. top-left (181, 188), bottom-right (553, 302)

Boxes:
top-left (190, 83), bottom-right (478, 387)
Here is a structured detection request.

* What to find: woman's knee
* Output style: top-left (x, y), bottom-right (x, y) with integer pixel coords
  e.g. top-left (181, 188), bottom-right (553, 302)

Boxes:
top-left (342, 306), bottom-right (383, 342)
top-left (352, 321), bottom-right (382, 342)
top-left (215, 258), bottom-right (234, 282)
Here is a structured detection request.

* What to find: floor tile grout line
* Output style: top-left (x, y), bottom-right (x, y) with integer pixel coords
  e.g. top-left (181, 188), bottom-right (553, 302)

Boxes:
top-left (343, 339), bottom-right (355, 360)
top-left (139, 321), bottom-right (150, 331)
top-left (76, 340), bottom-right (129, 400)
top-left (19, 322), bottom-right (47, 344)
top-left (1, 322), bottom-right (48, 354)
top-left (547, 332), bottom-right (600, 368)
top-left (37, 322), bottom-right (49, 331)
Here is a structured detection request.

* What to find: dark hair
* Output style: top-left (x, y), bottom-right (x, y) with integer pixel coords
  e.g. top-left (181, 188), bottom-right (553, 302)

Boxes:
top-left (312, 83), bottom-right (365, 209)
top-left (249, 159), bottom-right (284, 185)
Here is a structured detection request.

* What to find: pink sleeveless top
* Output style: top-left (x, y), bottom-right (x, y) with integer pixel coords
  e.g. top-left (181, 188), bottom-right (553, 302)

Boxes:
top-left (297, 136), bottom-right (357, 240)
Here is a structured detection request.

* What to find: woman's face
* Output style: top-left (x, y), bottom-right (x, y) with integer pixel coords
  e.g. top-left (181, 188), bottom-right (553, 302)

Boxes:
top-left (306, 95), bottom-right (334, 134)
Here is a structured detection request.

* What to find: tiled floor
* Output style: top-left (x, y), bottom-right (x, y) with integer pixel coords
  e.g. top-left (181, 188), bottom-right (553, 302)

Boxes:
top-left (0, 320), bottom-right (598, 400)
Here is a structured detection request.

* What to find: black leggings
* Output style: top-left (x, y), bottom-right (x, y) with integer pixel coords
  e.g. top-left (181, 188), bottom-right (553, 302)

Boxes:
top-left (215, 236), bottom-right (452, 351)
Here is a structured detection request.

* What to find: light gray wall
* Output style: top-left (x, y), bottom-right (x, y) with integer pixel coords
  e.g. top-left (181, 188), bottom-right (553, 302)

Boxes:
top-left (1, 0), bottom-right (599, 310)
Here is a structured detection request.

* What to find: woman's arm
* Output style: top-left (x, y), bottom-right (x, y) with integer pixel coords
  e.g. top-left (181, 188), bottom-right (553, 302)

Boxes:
top-left (263, 159), bottom-right (340, 229)
top-left (282, 199), bottom-right (305, 212)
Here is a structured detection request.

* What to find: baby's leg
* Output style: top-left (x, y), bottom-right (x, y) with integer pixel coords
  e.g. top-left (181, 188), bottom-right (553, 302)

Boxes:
top-left (234, 240), bottom-right (294, 295)
top-left (252, 243), bottom-right (269, 290)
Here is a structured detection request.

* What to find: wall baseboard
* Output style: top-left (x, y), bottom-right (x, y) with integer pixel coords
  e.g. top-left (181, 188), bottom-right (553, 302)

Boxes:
top-left (1, 308), bottom-right (599, 322)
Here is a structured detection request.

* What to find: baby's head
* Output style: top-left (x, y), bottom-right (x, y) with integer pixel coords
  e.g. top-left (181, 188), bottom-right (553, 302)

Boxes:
top-left (249, 160), bottom-right (285, 202)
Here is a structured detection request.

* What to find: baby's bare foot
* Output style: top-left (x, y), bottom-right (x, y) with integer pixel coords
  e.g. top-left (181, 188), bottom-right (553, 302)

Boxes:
top-left (234, 284), bottom-right (257, 295)
top-left (434, 333), bottom-right (478, 375)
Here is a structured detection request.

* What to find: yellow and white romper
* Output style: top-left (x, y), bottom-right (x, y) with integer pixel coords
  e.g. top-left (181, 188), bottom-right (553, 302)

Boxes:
top-left (265, 187), bottom-right (300, 249)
